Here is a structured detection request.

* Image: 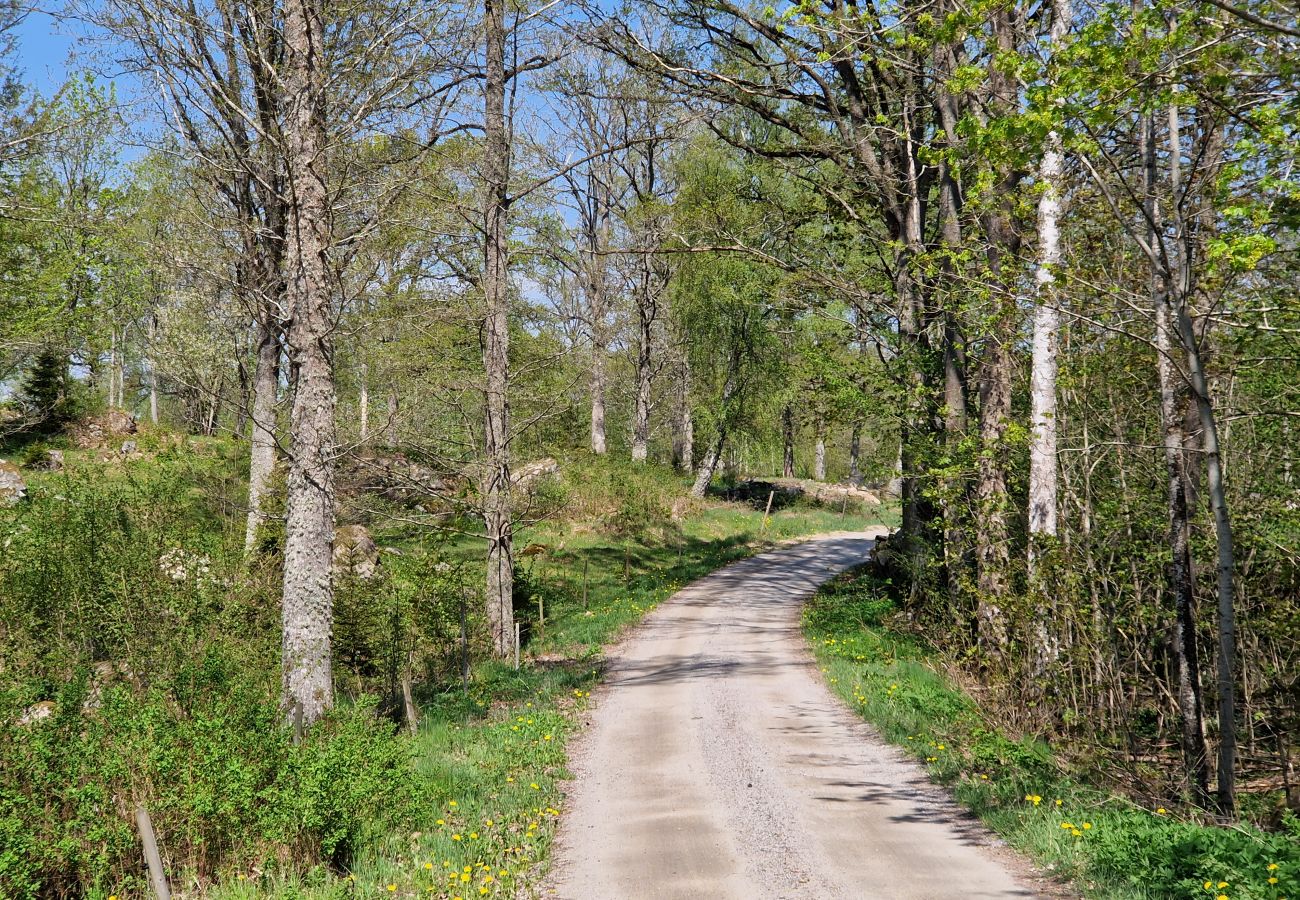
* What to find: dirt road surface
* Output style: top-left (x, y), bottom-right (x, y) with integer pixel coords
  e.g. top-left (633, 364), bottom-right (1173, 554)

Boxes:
top-left (545, 531), bottom-right (1037, 900)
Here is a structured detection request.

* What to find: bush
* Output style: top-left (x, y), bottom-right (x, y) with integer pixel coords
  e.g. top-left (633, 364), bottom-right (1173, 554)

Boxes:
top-left (0, 662), bottom-right (416, 898)
top-left (0, 463), bottom-right (422, 897)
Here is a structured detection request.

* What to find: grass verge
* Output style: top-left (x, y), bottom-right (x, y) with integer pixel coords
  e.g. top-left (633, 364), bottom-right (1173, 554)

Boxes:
top-left (803, 567), bottom-right (1300, 900)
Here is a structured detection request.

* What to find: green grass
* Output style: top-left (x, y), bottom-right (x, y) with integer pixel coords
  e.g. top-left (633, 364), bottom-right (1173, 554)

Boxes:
top-left (803, 568), bottom-right (1300, 900)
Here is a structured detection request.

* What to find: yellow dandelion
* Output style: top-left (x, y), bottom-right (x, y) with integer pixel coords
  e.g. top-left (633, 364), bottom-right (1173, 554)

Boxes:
top-left (1156, 808), bottom-right (1166, 814)
top-left (387, 885), bottom-right (397, 892)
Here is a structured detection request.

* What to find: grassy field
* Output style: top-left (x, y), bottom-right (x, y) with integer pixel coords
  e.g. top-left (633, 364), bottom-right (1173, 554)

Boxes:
top-left (803, 568), bottom-right (1300, 900)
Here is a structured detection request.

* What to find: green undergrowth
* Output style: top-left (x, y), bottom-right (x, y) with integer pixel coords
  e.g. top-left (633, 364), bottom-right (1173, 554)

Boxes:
top-left (803, 568), bottom-right (1300, 900)
top-left (269, 501), bottom-right (893, 899)
top-left (1, 435), bottom-right (895, 898)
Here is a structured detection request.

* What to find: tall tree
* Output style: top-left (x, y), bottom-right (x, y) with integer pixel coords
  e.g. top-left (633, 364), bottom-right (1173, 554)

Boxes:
top-left (481, 0), bottom-right (514, 656)
top-left (279, 0), bottom-right (336, 726)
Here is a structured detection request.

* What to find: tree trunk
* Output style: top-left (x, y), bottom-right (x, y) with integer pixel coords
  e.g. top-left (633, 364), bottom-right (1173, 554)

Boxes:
top-left (848, 423), bottom-right (861, 485)
top-left (280, 0), bottom-right (336, 727)
top-left (590, 332), bottom-right (607, 455)
top-left (630, 289), bottom-right (653, 462)
top-left (672, 352), bottom-right (693, 471)
top-left (781, 404), bottom-right (795, 478)
top-left (1027, 0), bottom-right (1069, 679)
top-left (108, 327), bottom-right (120, 409)
top-left (587, 222), bottom-right (609, 455)
top-left (385, 388), bottom-right (399, 446)
top-left (148, 315), bottom-right (160, 425)
top-left (1027, 81), bottom-right (1063, 557)
top-left (358, 360), bottom-right (369, 443)
top-left (1143, 104), bottom-right (1211, 806)
top-left (973, 5), bottom-right (1021, 660)
top-left (690, 434), bottom-right (723, 499)
top-left (1166, 101), bottom-right (1237, 814)
top-left (482, 0), bottom-right (515, 658)
top-left (690, 351), bottom-right (741, 499)
top-left (245, 316), bottom-right (280, 553)
top-left (813, 417), bottom-right (826, 481)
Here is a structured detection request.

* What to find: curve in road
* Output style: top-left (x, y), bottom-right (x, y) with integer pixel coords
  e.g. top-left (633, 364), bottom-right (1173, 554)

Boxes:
top-left (546, 531), bottom-right (1037, 900)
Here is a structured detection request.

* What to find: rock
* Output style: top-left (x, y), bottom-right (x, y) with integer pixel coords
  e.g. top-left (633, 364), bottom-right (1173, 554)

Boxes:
top-left (119, 439), bottom-right (137, 456)
top-left (70, 410), bottom-right (138, 449)
top-left (0, 461), bottom-right (27, 506)
top-left (17, 700), bottom-right (55, 726)
top-left (159, 547), bottom-right (214, 583)
top-left (40, 449), bottom-right (63, 471)
top-left (102, 409), bottom-right (137, 436)
top-left (333, 524), bottom-right (380, 579)
top-left (512, 458), bottom-right (560, 490)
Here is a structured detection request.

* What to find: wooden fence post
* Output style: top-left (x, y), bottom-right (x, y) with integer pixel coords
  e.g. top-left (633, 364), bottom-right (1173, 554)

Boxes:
top-left (135, 804), bottom-right (171, 900)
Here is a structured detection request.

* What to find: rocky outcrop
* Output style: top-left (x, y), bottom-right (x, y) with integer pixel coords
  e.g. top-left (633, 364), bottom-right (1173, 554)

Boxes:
top-left (70, 411), bottom-right (138, 449)
top-left (512, 457), bottom-right (560, 491)
top-left (0, 461), bottom-right (26, 506)
top-left (28, 449), bottom-right (63, 471)
top-left (333, 524), bottom-right (380, 579)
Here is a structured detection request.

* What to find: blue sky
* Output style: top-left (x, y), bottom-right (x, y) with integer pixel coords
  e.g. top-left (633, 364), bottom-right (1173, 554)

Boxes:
top-left (14, 8), bottom-right (146, 107)
top-left (14, 9), bottom-right (81, 96)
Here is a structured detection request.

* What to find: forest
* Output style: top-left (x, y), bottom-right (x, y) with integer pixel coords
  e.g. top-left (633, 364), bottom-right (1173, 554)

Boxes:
top-left (0, 0), bottom-right (1297, 895)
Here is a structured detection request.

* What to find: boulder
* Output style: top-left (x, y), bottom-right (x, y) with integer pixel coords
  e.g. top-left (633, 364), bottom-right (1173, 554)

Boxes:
top-left (513, 457), bottom-right (560, 491)
top-left (333, 524), bottom-right (380, 579)
top-left (0, 461), bottom-right (26, 506)
top-left (16, 701), bottom-right (54, 726)
top-left (102, 409), bottom-right (138, 436)
top-left (35, 449), bottom-right (63, 471)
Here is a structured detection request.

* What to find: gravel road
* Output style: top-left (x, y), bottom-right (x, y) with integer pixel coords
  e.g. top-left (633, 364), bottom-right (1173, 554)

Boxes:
top-left (545, 531), bottom-right (1037, 900)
